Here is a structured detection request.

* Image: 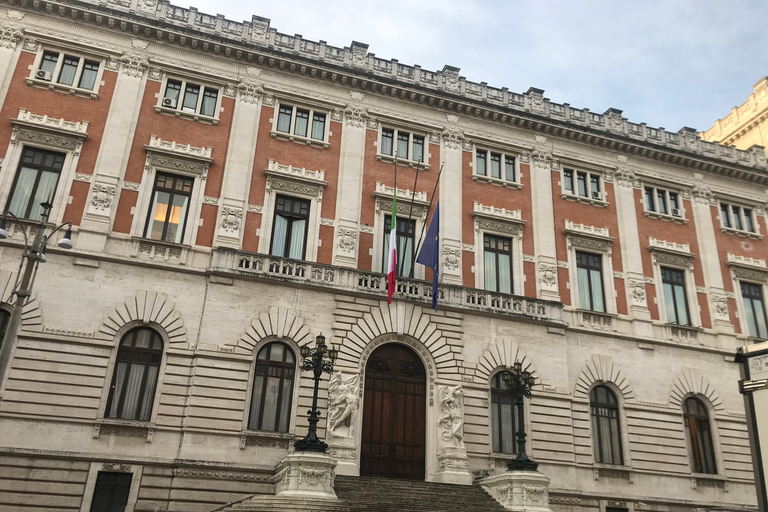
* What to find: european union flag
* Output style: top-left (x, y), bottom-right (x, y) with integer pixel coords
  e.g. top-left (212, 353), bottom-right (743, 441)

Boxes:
top-left (416, 201), bottom-right (439, 311)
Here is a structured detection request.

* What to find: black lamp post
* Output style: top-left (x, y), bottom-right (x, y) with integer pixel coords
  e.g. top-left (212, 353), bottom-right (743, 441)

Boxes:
top-left (0, 202), bottom-right (73, 390)
top-left (294, 333), bottom-right (338, 453)
top-left (501, 360), bottom-right (539, 471)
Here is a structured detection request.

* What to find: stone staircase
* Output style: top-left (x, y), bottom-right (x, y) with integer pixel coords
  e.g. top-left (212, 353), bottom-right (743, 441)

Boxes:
top-left (221, 475), bottom-right (507, 512)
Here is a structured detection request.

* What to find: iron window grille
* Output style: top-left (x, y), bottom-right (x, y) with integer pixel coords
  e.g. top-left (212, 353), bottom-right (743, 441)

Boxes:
top-left (276, 104), bottom-right (327, 141)
top-left (483, 234), bottom-right (513, 294)
top-left (590, 385), bottom-right (624, 465)
top-left (105, 327), bottom-right (163, 422)
top-left (162, 78), bottom-right (219, 117)
top-left (380, 128), bottom-right (425, 163)
top-left (741, 281), bottom-right (768, 339)
top-left (89, 472), bottom-right (132, 512)
top-left (270, 195), bottom-right (311, 260)
top-left (661, 266), bottom-right (691, 326)
top-left (248, 342), bottom-right (296, 432)
top-left (382, 215), bottom-right (416, 278)
top-left (475, 149), bottom-right (517, 182)
top-left (684, 397), bottom-right (717, 474)
top-left (491, 373), bottom-right (517, 454)
top-left (576, 251), bottom-right (606, 312)
top-left (6, 147), bottom-right (65, 221)
top-left (144, 173), bottom-right (193, 244)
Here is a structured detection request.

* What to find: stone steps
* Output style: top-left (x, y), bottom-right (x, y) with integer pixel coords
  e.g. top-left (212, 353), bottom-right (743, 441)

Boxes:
top-left (221, 475), bottom-right (506, 512)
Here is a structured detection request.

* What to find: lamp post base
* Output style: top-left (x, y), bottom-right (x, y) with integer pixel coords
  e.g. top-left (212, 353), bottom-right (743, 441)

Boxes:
top-left (506, 457), bottom-right (539, 472)
top-left (480, 470), bottom-right (551, 512)
top-left (275, 452), bottom-right (338, 499)
top-left (293, 437), bottom-right (328, 453)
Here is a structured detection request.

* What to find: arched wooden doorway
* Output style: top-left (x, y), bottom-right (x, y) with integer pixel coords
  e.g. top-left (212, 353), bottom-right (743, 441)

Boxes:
top-left (361, 343), bottom-right (426, 479)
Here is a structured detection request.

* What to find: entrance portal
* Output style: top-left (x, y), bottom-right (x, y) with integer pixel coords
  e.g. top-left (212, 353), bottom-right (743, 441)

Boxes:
top-left (361, 344), bottom-right (426, 480)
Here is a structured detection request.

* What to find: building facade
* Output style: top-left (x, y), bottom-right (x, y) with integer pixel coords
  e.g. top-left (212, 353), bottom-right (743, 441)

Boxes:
top-left (702, 76), bottom-right (768, 151)
top-left (0, 1), bottom-right (764, 511)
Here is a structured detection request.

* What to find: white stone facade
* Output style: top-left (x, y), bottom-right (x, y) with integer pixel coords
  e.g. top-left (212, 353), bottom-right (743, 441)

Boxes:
top-left (0, 1), bottom-right (762, 511)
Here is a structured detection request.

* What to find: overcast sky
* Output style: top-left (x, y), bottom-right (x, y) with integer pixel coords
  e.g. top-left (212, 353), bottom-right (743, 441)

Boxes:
top-left (190, 0), bottom-right (767, 133)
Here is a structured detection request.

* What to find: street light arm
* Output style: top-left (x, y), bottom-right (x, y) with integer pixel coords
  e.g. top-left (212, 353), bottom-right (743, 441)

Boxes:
top-left (1, 211), bottom-right (29, 248)
top-left (40, 221), bottom-right (72, 245)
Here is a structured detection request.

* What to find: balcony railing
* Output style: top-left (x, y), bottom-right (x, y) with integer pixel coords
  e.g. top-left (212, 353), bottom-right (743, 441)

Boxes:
top-left (210, 248), bottom-right (564, 324)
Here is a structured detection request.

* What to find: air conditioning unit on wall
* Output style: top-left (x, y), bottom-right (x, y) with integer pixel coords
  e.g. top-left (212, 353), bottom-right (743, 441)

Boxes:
top-left (162, 97), bottom-right (177, 108)
top-left (672, 208), bottom-right (682, 217)
top-left (591, 191), bottom-right (602, 200)
top-left (35, 70), bottom-right (52, 81)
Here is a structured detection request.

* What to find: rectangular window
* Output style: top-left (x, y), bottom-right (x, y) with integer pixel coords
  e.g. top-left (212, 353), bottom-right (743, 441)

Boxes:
top-left (645, 187), bottom-right (655, 211)
top-left (661, 267), bottom-right (690, 326)
top-left (644, 186), bottom-right (682, 217)
top-left (484, 234), bottom-right (513, 294)
top-left (564, 169), bottom-right (574, 193)
top-left (657, 190), bottom-right (668, 214)
top-left (270, 195), bottom-right (310, 260)
top-left (381, 128), bottom-right (394, 156)
top-left (576, 251), bottom-right (605, 312)
top-left (311, 113), bottom-right (326, 140)
top-left (6, 147), bottom-right (65, 221)
top-left (396, 132), bottom-right (410, 159)
top-left (89, 472), bottom-right (132, 512)
top-left (273, 104), bottom-right (328, 143)
top-left (294, 109), bottom-right (310, 137)
top-left (161, 78), bottom-right (219, 118)
top-left (720, 202), bottom-right (757, 233)
top-left (383, 215), bottom-right (416, 278)
top-left (475, 149), bottom-right (517, 182)
top-left (36, 50), bottom-right (100, 91)
top-left (412, 136), bottom-right (424, 163)
top-left (742, 282), bottom-right (768, 339)
top-left (277, 105), bottom-right (293, 133)
top-left (144, 173), bottom-right (193, 244)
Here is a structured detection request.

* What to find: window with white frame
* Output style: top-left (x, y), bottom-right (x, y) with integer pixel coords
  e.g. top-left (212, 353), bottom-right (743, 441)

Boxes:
top-left (576, 251), bottom-right (605, 312)
top-left (563, 168), bottom-right (603, 201)
top-left (644, 185), bottom-right (682, 218)
top-left (483, 234), bottom-right (513, 294)
top-left (741, 281), bottom-right (768, 339)
top-left (6, 147), bottom-right (65, 221)
top-left (270, 195), bottom-right (311, 260)
top-left (382, 215), bottom-right (416, 278)
top-left (380, 127), bottom-right (425, 163)
top-left (144, 173), bottom-right (193, 244)
top-left (475, 148), bottom-right (518, 184)
top-left (275, 104), bottom-right (327, 142)
top-left (33, 49), bottom-right (101, 91)
top-left (161, 78), bottom-right (219, 118)
top-left (719, 201), bottom-right (758, 235)
top-left (661, 266), bottom-right (691, 326)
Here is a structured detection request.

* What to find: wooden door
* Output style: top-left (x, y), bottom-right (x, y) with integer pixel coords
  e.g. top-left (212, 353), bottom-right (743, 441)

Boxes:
top-left (361, 344), bottom-right (426, 479)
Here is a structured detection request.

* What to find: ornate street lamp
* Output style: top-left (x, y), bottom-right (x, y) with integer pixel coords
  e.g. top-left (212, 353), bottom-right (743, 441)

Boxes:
top-left (501, 360), bottom-right (538, 471)
top-left (0, 202), bottom-right (73, 389)
top-left (294, 333), bottom-right (338, 453)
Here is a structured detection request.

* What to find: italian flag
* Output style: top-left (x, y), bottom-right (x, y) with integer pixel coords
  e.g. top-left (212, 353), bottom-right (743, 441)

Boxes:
top-left (387, 194), bottom-right (397, 304)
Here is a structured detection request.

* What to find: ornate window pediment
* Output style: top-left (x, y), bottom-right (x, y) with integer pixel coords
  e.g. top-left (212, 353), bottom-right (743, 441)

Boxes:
top-left (563, 220), bottom-right (613, 253)
top-left (727, 253), bottom-right (768, 282)
top-left (471, 201), bottom-right (525, 236)
top-left (372, 181), bottom-right (429, 218)
top-left (10, 108), bottom-right (89, 154)
top-left (648, 236), bottom-right (695, 269)
top-left (264, 159), bottom-right (327, 199)
top-left (143, 135), bottom-right (212, 179)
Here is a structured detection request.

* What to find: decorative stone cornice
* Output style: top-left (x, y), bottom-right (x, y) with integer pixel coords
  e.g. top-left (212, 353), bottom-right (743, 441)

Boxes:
top-left (471, 202), bottom-right (525, 226)
top-left (264, 159), bottom-right (327, 189)
top-left (648, 237), bottom-right (692, 256)
top-left (726, 252), bottom-right (768, 282)
top-left (10, 108), bottom-right (89, 154)
top-left (144, 135), bottom-right (213, 178)
top-left (372, 182), bottom-right (428, 205)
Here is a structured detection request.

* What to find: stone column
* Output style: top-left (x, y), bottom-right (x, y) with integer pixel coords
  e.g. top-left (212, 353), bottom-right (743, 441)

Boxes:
top-left (690, 183), bottom-right (733, 333)
top-left (79, 54), bottom-right (148, 251)
top-left (439, 128), bottom-right (465, 285)
top-left (332, 105), bottom-right (367, 268)
top-left (0, 26), bottom-right (24, 108)
top-left (213, 82), bottom-right (263, 248)
top-left (528, 139), bottom-right (559, 301)
top-left (434, 384), bottom-right (472, 485)
top-left (612, 166), bottom-right (653, 337)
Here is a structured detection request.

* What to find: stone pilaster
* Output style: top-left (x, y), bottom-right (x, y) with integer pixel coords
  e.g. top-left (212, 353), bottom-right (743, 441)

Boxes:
top-left (528, 140), bottom-right (559, 301)
top-left (439, 128), bottom-right (465, 285)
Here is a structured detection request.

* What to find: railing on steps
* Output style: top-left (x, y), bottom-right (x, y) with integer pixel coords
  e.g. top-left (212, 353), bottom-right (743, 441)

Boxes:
top-left (210, 248), bottom-right (564, 325)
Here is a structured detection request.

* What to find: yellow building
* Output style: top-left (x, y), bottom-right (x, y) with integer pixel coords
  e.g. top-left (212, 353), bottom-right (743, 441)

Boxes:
top-left (702, 77), bottom-right (768, 150)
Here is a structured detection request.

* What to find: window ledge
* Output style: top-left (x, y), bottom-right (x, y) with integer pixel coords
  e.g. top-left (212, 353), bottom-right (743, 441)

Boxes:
top-left (592, 464), bottom-right (634, 483)
top-left (576, 309), bottom-right (616, 331)
top-left (644, 210), bottom-right (687, 224)
top-left (664, 323), bottom-right (703, 343)
top-left (94, 418), bottom-right (155, 442)
top-left (376, 153), bottom-right (429, 169)
top-left (691, 473), bottom-right (728, 491)
top-left (131, 237), bottom-right (191, 265)
top-left (561, 193), bottom-right (608, 208)
top-left (26, 78), bottom-right (98, 99)
top-left (271, 129), bottom-right (330, 149)
top-left (472, 174), bottom-right (522, 189)
top-left (721, 226), bottom-right (762, 240)
top-left (155, 106), bottom-right (219, 125)
top-left (239, 430), bottom-right (295, 449)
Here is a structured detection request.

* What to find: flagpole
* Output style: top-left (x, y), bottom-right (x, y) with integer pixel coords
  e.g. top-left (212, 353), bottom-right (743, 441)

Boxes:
top-left (405, 160), bottom-right (421, 278)
top-left (411, 163), bottom-right (443, 275)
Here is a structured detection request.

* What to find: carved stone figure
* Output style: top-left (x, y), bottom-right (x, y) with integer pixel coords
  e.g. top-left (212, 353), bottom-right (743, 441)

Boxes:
top-left (328, 373), bottom-right (359, 438)
top-left (438, 385), bottom-right (465, 449)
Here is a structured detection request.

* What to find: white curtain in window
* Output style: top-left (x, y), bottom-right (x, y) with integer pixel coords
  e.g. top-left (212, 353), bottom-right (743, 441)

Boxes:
top-left (756, 298), bottom-right (768, 338)
top-left (381, 132), bottom-right (393, 156)
top-left (200, 91), bottom-right (217, 117)
top-left (294, 111), bottom-right (309, 137)
top-left (165, 194), bottom-right (189, 243)
top-left (182, 85), bottom-right (199, 113)
top-left (248, 374), bottom-right (265, 429)
top-left (590, 270), bottom-right (604, 312)
top-left (577, 267), bottom-right (591, 309)
top-left (397, 135), bottom-right (409, 159)
top-left (399, 236), bottom-right (412, 277)
top-left (29, 171), bottom-right (59, 221)
top-left (78, 64), bottom-right (98, 90)
top-left (147, 191), bottom-right (169, 240)
top-left (138, 365), bottom-right (158, 421)
top-left (288, 219), bottom-right (306, 259)
top-left (121, 363), bottom-right (146, 420)
top-left (663, 283), bottom-right (677, 323)
top-left (500, 401), bottom-right (514, 453)
top-left (164, 83), bottom-right (181, 102)
top-left (484, 251), bottom-right (496, 292)
top-left (108, 362), bottom-right (127, 418)
top-left (276, 110), bottom-right (292, 132)
top-left (271, 215), bottom-right (288, 257)
top-left (8, 167), bottom-right (37, 218)
top-left (674, 284), bottom-right (688, 325)
top-left (278, 378), bottom-right (293, 432)
top-left (261, 376), bottom-right (281, 430)
top-left (311, 116), bottom-right (325, 140)
top-left (58, 60), bottom-right (77, 86)
top-left (498, 253), bottom-right (512, 294)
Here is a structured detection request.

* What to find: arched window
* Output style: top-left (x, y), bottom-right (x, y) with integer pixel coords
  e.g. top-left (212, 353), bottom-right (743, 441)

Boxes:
top-left (590, 385), bottom-right (623, 465)
top-left (490, 373), bottom-right (516, 454)
top-left (248, 342), bottom-right (296, 433)
top-left (105, 327), bottom-right (163, 421)
top-left (684, 397), bottom-right (717, 474)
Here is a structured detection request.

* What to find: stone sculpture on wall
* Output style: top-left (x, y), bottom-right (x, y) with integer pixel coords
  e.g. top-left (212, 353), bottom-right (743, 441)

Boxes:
top-left (327, 373), bottom-right (359, 438)
top-left (438, 385), bottom-right (465, 449)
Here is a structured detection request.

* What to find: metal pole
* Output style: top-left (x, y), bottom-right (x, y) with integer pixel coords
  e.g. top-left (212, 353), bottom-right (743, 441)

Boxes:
top-left (0, 220), bottom-right (45, 393)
